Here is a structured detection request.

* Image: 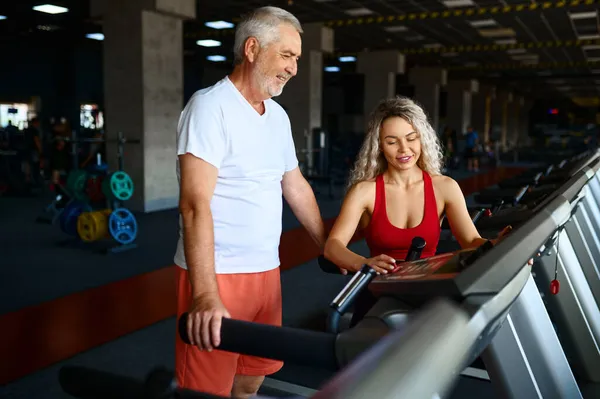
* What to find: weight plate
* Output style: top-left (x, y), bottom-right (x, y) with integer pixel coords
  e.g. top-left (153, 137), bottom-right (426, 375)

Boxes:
top-left (85, 176), bottom-right (105, 202)
top-left (109, 171), bottom-right (134, 201)
top-left (77, 210), bottom-right (110, 242)
top-left (59, 201), bottom-right (91, 236)
top-left (66, 170), bottom-right (89, 201)
top-left (108, 208), bottom-right (138, 245)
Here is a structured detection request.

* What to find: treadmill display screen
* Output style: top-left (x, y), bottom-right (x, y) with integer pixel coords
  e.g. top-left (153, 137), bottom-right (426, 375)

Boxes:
top-left (381, 250), bottom-right (472, 281)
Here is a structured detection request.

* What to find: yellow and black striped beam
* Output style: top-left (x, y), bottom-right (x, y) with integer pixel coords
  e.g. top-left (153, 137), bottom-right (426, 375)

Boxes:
top-left (185, 0), bottom-right (598, 38)
top-left (326, 38), bottom-right (600, 58)
top-left (448, 60), bottom-right (600, 71)
top-left (323, 0), bottom-right (597, 27)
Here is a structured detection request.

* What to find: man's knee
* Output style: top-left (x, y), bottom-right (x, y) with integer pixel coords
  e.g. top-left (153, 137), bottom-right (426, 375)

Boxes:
top-left (232, 375), bottom-right (265, 398)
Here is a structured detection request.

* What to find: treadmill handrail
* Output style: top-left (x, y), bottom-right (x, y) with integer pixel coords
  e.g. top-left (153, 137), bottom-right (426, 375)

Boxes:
top-left (178, 314), bottom-right (339, 370)
top-left (314, 299), bottom-right (473, 399)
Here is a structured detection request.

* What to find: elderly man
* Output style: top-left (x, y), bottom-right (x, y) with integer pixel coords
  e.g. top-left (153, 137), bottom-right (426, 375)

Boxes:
top-left (174, 6), bottom-right (325, 398)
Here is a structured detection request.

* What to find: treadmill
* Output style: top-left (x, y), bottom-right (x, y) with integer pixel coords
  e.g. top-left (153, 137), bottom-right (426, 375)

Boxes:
top-left (58, 299), bottom-right (475, 399)
top-left (474, 153), bottom-right (600, 385)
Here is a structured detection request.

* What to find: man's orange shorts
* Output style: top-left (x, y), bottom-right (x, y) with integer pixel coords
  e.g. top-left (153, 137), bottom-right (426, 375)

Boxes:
top-left (174, 266), bottom-right (283, 397)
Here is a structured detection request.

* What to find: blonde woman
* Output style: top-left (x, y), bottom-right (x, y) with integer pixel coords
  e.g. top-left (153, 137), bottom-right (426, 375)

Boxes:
top-left (324, 96), bottom-right (494, 276)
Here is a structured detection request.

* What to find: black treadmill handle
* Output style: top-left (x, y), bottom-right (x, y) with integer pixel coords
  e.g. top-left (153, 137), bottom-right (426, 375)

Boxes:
top-left (178, 313), bottom-right (339, 370)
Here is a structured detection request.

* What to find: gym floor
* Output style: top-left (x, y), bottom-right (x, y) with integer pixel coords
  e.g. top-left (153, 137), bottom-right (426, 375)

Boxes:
top-left (0, 165), bottom-right (527, 398)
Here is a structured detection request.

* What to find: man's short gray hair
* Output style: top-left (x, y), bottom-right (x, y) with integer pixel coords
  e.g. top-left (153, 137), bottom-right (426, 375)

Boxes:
top-left (233, 6), bottom-right (303, 65)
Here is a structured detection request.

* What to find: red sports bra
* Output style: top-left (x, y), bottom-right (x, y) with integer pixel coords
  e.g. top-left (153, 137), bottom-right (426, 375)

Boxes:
top-left (365, 171), bottom-right (441, 261)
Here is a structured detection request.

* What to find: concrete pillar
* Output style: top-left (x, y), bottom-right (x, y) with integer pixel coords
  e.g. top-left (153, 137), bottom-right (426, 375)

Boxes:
top-left (519, 98), bottom-right (534, 146)
top-left (471, 85), bottom-right (495, 143)
top-left (446, 80), bottom-right (479, 135)
top-left (409, 67), bottom-right (447, 133)
top-left (495, 91), bottom-right (513, 152)
top-left (357, 50), bottom-right (406, 119)
top-left (90, 0), bottom-right (195, 212)
top-left (277, 22), bottom-right (334, 173)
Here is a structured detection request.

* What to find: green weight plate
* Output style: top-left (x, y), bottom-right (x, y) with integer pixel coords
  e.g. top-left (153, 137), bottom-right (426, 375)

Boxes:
top-left (66, 170), bottom-right (89, 201)
top-left (108, 171), bottom-right (134, 201)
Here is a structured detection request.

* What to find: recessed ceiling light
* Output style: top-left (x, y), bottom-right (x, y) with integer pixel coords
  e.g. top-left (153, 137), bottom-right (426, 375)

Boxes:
top-left (495, 38), bottom-right (516, 45)
top-left (478, 28), bottom-right (516, 38)
top-left (33, 4), bottom-right (69, 14)
top-left (205, 20), bottom-right (234, 29)
top-left (511, 54), bottom-right (539, 61)
top-left (405, 35), bottom-right (425, 42)
top-left (569, 11), bottom-right (597, 20)
top-left (325, 66), bottom-right (340, 72)
top-left (339, 56), bottom-right (356, 62)
top-left (207, 55), bottom-right (226, 62)
top-left (468, 19), bottom-right (497, 28)
top-left (578, 34), bottom-right (600, 40)
top-left (583, 45), bottom-right (600, 51)
top-left (507, 48), bottom-right (527, 54)
top-left (197, 39), bottom-right (221, 47)
top-left (442, 0), bottom-right (475, 7)
top-left (86, 33), bottom-right (104, 41)
top-left (384, 25), bottom-right (408, 33)
top-left (0, 15), bottom-right (6, 20)
top-left (345, 8), bottom-right (373, 17)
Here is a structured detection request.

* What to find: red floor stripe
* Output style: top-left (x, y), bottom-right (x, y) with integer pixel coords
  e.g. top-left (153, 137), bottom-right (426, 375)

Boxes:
top-left (0, 167), bottom-right (524, 384)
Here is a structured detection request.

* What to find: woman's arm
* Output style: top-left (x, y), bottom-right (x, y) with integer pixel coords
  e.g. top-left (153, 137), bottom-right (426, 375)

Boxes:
top-left (324, 184), bottom-right (370, 272)
top-left (324, 183), bottom-right (396, 274)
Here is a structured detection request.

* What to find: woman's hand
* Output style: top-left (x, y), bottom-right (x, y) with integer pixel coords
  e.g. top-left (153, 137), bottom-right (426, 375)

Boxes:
top-left (363, 254), bottom-right (397, 275)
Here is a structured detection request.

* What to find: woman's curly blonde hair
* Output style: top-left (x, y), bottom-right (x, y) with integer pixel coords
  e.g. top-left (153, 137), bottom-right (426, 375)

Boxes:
top-left (347, 96), bottom-right (444, 188)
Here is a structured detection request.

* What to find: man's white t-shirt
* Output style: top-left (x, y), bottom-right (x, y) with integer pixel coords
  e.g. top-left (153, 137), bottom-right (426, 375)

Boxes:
top-left (174, 76), bottom-right (298, 274)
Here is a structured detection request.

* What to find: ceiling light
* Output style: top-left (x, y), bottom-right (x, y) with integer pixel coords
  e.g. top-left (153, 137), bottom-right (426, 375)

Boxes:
top-left (384, 25), bottom-right (408, 33)
top-left (205, 20), bottom-right (234, 29)
top-left (583, 45), bottom-right (600, 51)
top-left (511, 54), bottom-right (539, 60)
top-left (344, 8), bottom-right (373, 16)
top-left (478, 28), bottom-right (516, 38)
top-left (33, 4), bottom-right (69, 14)
top-left (468, 19), bottom-right (497, 28)
top-left (197, 39), bottom-right (221, 47)
top-left (507, 48), bottom-right (527, 54)
top-left (578, 34), bottom-right (600, 40)
top-left (0, 15), bottom-right (6, 20)
top-left (495, 38), bottom-right (516, 45)
top-left (86, 33), bottom-right (104, 41)
top-left (442, 0), bottom-right (475, 7)
top-left (338, 56), bottom-right (356, 62)
top-left (405, 35), bottom-right (425, 42)
top-left (569, 11), bottom-right (597, 20)
top-left (207, 55), bottom-right (226, 62)
top-left (586, 57), bottom-right (600, 62)
top-left (325, 66), bottom-right (340, 72)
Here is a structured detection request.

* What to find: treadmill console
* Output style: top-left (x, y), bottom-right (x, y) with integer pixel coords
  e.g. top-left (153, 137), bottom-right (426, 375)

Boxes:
top-left (370, 243), bottom-right (495, 300)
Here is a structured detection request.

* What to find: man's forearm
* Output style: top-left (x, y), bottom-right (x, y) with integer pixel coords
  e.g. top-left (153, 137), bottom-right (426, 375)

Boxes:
top-left (181, 205), bottom-right (218, 299)
top-left (288, 187), bottom-right (326, 250)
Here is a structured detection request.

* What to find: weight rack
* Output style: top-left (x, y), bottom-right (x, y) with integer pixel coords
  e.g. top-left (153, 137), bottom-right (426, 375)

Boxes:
top-left (41, 130), bottom-right (141, 255)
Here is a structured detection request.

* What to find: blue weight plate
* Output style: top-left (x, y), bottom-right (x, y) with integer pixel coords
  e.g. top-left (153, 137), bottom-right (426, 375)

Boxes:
top-left (108, 207), bottom-right (138, 245)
